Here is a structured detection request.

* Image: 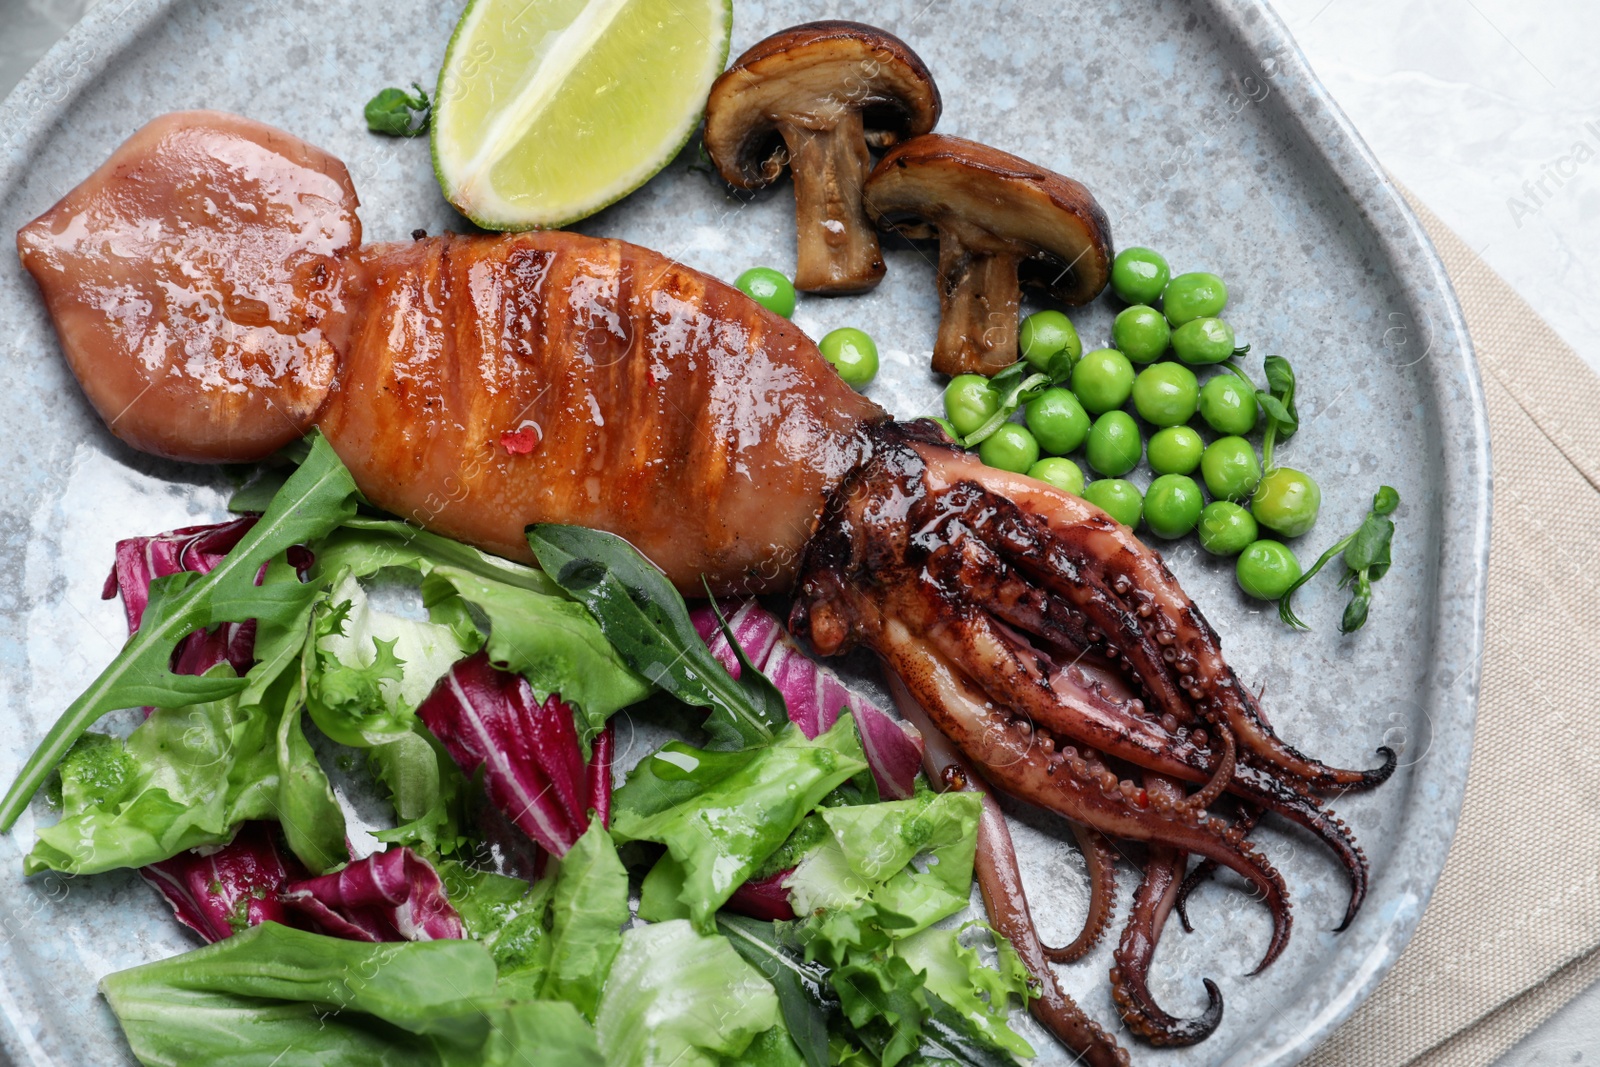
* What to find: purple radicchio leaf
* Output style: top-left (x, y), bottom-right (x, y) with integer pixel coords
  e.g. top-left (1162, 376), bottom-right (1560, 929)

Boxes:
top-left (101, 517), bottom-right (314, 680)
top-left (279, 846), bottom-right (465, 942)
top-left (417, 652), bottom-right (611, 858)
top-left (690, 600), bottom-right (924, 800)
top-left (724, 867), bottom-right (797, 922)
top-left (141, 822), bottom-right (308, 944)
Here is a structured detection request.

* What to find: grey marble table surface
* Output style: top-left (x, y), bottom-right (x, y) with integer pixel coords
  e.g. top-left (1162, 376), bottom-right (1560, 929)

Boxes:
top-left (0, 0), bottom-right (1592, 1063)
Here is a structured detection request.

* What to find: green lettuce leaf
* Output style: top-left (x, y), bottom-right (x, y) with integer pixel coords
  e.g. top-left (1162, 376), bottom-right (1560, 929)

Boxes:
top-left (717, 915), bottom-right (834, 1067)
top-left (100, 923), bottom-right (601, 1067)
top-left (786, 791), bottom-right (983, 955)
top-left (1, 432), bottom-right (359, 830)
top-left (26, 667), bottom-right (347, 875)
top-left (312, 520), bottom-right (651, 738)
top-left (895, 926), bottom-right (1033, 1059)
top-left (368, 726), bottom-right (472, 857)
top-left (613, 718), bottom-right (868, 930)
top-left (595, 919), bottom-right (780, 1067)
top-left (438, 862), bottom-right (555, 982)
top-left (540, 822), bottom-right (630, 1019)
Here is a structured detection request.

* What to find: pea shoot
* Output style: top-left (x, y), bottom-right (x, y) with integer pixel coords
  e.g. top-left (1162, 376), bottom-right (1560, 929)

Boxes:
top-left (364, 83), bottom-right (432, 137)
top-left (1277, 486), bottom-right (1401, 632)
top-left (957, 347), bottom-right (1075, 448)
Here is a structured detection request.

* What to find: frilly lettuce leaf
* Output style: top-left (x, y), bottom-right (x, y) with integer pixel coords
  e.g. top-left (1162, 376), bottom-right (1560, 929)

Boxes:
top-left (895, 925), bottom-right (1034, 1059)
top-left (304, 571), bottom-right (469, 748)
top-left (594, 919), bottom-right (780, 1067)
top-left (614, 717), bottom-right (868, 931)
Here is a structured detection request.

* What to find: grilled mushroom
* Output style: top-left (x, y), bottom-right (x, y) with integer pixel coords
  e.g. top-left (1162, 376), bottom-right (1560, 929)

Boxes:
top-left (864, 134), bottom-right (1114, 376)
top-left (704, 21), bottom-right (941, 295)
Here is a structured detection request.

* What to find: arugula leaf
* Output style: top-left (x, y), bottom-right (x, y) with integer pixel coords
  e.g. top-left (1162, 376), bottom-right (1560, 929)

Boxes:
top-left (364, 83), bottom-right (431, 136)
top-left (526, 524), bottom-right (786, 750)
top-left (0, 433), bottom-right (358, 831)
top-left (718, 915), bottom-right (835, 1067)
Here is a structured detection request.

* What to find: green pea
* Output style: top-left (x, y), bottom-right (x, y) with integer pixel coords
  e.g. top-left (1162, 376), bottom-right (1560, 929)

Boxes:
top-left (1085, 411), bottom-right (1142, 476)
top-left (1251, 467), bottom-right (1322, 538)
top-left (1112, 305), bottom-right (1171, 364)
top-left (1147, 426), bottom-right (1204, 475)
top-left (1131, 362), bottom-right (1199, 427)
top-left (1144, 475), bottom-right (1205, 539)
top-left (1084, 478), bottom-right (1144, 528)
top-left (1171, 317), bottom-right (1237, 365)
top-left (818, 327), bottom-right (878, 388)
top-left (978, 423), bottom-right (1041, 474)
top-left (734, 266), bottom-right (797, 318)
top-left (1020, 310), bottom-right (1083, 371)
top-left (1198, 374), bottom-right (1259, 434)
top-left (1110, 247), bottom-right (1171, 305)
top-left (1070, 348), bottom-right (1135, 414)
top-left (1201, 436), bottom-right (1262, 501)
top-left (1236, 539), bottom-right (1302, 600)
top-left (1197, 501), bottom-right (1259, 556)
top-left (1024, 388), bottom-right (1091, 455)
top-left (1163, 272), bottom-right (1228, 326)
top-left (1029, 457), bottom-right (1085, 496)
top-left (944, 374), bottom-right (999, 438)
top-left (926, 416), bottom-right (959, 442)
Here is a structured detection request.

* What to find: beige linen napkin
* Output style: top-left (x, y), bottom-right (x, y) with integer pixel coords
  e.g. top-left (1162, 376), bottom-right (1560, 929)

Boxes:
top-left (1305, 192), bottom-right (1600, 1066)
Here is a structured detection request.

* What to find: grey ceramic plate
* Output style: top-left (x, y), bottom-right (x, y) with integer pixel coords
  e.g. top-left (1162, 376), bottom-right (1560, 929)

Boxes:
top-left (0, 0), bottom-right (1490, 1064)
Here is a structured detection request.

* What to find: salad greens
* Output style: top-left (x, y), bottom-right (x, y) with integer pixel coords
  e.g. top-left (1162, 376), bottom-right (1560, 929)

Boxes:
top-left (0, 432), bottom-right (359, 831)
top-left (527, 524), bottom-right (789, 750)
top-left (28, 666), bottom-right (346, 876)
top-left (617, 717), bottom-right (868, 930)
top-left (594, 919), bottom-right (782, 1067)
top-left (101, 923), bottom-right (603, 1066)
top-left (10, 436), bottom-right (1036, 1067)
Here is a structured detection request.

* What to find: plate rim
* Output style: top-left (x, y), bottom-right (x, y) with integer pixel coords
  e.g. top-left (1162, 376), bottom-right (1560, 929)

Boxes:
top-left (0, 1), bottom-right (1493, 1065)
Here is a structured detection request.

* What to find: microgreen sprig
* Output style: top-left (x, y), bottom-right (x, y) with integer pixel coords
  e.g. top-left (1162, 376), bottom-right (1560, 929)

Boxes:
top-left (960, 350), bottom-right (1074, 448)
top-left (364, 83), bottom-right (431, 137)
top-left (1278, 486), bottom-right (1400, 632)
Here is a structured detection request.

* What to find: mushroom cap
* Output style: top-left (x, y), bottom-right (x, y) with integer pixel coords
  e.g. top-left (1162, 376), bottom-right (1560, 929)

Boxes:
top-left (864, 134), bottom-right (1114, 305)
top-left (704, 21), bottom-right (942, 190)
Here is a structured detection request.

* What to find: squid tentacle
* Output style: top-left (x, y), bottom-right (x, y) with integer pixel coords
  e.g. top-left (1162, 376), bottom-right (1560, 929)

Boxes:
top-left (1110, 831), bottom-right (1224, 1046)
top-left (1041, 823), bottom-right (1120, 964)
top-left (1176, 806), bottom-right (1262, 934)
top-left (908, 449), bottom-right (1396, 792)
top-left (867, 616), bottom-right (1294, 974)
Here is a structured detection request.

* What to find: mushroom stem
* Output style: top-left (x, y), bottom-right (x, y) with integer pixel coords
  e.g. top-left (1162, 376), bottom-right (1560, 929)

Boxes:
top-left (779, 111), bottom-right (885, 294)
top-left (933, 231), bottom-right (1024, 376)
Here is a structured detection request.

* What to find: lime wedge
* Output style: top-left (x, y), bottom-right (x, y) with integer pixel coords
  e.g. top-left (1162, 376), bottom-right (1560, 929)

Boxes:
top-left (431, 0), bottom-right (732, 230)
